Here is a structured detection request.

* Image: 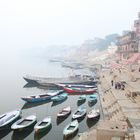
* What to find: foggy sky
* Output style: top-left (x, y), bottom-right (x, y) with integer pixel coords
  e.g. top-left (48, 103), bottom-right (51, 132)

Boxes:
top-left (0, 0), bottom-right (140, 52)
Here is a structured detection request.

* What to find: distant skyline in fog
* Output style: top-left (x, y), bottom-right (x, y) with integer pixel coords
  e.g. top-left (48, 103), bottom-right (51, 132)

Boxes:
top-left (0, 0), bottom-right (140, 52)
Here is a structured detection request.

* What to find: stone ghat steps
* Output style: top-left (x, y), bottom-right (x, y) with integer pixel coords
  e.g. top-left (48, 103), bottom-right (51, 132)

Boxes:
top-left (100, 77), bottom-right (126, 122)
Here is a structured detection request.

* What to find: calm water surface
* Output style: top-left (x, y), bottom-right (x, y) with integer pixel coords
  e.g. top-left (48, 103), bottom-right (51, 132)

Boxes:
top-left (0, 55), bottom-right (101, 140)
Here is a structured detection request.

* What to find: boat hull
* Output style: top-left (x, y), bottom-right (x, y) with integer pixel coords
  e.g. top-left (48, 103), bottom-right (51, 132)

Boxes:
top-left (37, 81), bottom-right (97, 87)
top-left (78, 95), bottom-right (86, 102)
top-left (51, 93), bottom-right (68, 102)
top-left (21, 96), bottom-right (52, 103)
top-left (63, 120), bottom-right (79, 136)
top-left (0, 110), bottom-right (21, 130)
top-left (23, 75), bottom-right (97, 87)
top-left (57, 107), bottom-right (71, 118)
top-left (63, 87), bottom-right (96, 94)
top-left (87, 109), bottom-right (100, 119)
top-left (21, 90), bottom-right (64, 103)
top-left (11, 115), bottom-right (37, 131)
top-left (72, 108), bottom-right (86, 119)
top-left (34, 117), bottom-right (51, 133)
top-left (23, 77), bottom-right (39, 84)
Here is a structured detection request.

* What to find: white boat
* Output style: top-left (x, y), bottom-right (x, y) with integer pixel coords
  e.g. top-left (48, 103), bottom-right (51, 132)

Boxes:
top-left (87, 109), bottom-right (100, 119)
top-left (11, 115), bottom-right (37, 130)
top-left (34, 117), bottom-right (51, 133)
top-left (0, 110), bottom-right (21, 129)
top-left (63, 120), bottom-right (79, 136)
top-left (57, 106), bottom-right (71, 118)
top-left (72, 106), bottom-right (86, 119)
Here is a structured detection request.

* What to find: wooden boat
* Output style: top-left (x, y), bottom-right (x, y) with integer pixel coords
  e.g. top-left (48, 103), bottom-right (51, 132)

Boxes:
top-left (78, 95), bottom-right (86, 102)
top-left (51, 93), bottom-right (68, 102)
top-left (23, 75), bottom-right (96, 87)
top-left (63, 87), bottom-right (96, 94)
top-left (11, 115), bottom-right (37, 130)
top-left (87, 109), bottom-right (100, 119)
top-left (37, 80), bottom-right (96, 87)
top-left (21, 90), bottom-right (64, 103)
top-left (0, 110), bottom-right (21, 129)
top-left (88, 94), bottom-right (97, 103)
top-left (57, 106), bottom-right (71, 118)
top-left (63, 120), bottom-right (79, 136)
top-left (34, 117), bottom-right (51, 133)
top-left (23, 76), bottom-right (39, 84)
top-left (72, 106), bottom-right (86, 119)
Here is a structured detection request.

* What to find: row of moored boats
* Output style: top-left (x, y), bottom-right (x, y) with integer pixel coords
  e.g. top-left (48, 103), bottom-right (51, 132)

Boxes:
top-left (21, 83), bottom-right (98, 103)
top-left (0, 106), bottom-right (100, 137)
top-left (0, 75), bottom-right (99, 138)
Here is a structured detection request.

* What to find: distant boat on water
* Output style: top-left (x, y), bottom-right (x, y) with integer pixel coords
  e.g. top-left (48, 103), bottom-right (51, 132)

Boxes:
top-left (61, 62), bottom-right (83, 69)
top-left (49, 58), bottom-right (64, 63)
top-left (23, 75), bottom-right (97, 87)
top-left (23, 76), bottom-right (39, 84)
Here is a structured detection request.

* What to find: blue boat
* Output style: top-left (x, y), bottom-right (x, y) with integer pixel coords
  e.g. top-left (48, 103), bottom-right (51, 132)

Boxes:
top-left (51, 93), bottom-right (68, 102)
top-left (88, 94), bottom-right (97, 103)
top-left (21, 90), bottom-right (64, 103)
top-left (78, 95), bottom-right (86, 102)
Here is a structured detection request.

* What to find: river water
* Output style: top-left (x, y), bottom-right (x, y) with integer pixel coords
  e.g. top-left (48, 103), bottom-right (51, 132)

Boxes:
top-left (0, 53), bottom-right (101, 140)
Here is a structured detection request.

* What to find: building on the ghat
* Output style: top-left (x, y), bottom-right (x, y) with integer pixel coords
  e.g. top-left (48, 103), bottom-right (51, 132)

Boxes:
top-left (116, 12), bottom-right (140, 64)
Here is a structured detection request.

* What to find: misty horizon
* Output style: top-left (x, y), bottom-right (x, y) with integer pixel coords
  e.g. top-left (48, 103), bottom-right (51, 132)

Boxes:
top-left (0, 0), bottom-right (140, 53)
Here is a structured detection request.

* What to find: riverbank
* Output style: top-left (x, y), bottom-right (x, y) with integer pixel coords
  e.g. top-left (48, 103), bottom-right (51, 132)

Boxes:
top-left (78, 66), bottom-right (140, 140)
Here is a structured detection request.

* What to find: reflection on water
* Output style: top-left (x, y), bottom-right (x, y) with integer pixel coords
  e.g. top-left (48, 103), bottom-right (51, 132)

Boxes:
top-left (51, 98), bottom-right (67, 107)
top-left (34, 125), bottom-right (52, 140)
top-left (86, 116), bottom-right (100, 128)
top-left (21, 100), bottom-right (52, 110)
top-left (0, 129), bottom-right (11, 139)
top-left (23, 83), bottom-right (62, 90)
top-left (12, 128), bottom-right (34, 140)
top-left (56, 115), bottom-right (70, 126)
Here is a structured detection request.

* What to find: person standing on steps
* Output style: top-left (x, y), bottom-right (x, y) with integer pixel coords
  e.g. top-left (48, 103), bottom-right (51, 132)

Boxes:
top-left (111, 80), bottom-right (114, 86)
